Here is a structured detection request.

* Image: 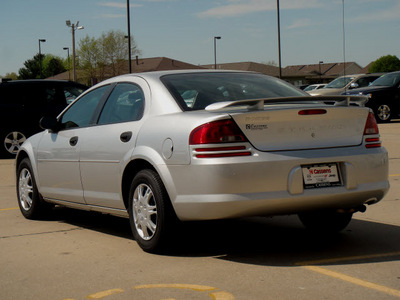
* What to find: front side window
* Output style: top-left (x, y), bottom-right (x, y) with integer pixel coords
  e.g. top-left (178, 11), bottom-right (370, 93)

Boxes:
top-left (161, 72), bottom-right (306, 111)
top-left (98, 83), bottom-right (145, 125)
top-left (60, 85), bottom-right (110, 129)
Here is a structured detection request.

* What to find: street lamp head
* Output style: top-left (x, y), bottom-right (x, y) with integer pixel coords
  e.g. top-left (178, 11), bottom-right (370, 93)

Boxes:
top-left (319, 61), bottom-right (324, 64)
top-left (66, 20), bottom-right (71, 27)
top-left (39, 39), bottom-right (46, 43)
top-left (77, 26), bottom-right (84, 30)
top-left (215, 36), bottom-right (221, 40)
top-left (63, 47), bottom-right (69, 50)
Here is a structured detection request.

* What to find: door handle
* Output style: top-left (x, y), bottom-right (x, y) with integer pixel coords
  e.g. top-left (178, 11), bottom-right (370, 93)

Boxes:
top-left (120, 131), bottom-right (132, 143)
top-left (69, 136), bottom-right (78, 146)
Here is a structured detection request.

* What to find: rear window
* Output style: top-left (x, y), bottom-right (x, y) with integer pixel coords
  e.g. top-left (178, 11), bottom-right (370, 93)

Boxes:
top-left (161, 72), bottom-right (306, 111)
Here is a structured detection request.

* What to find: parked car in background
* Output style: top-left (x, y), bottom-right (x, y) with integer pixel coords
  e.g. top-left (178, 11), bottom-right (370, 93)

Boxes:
top-left (304, 83), bottom-right (327, 92)
top-left (16, 70), bottom-right (389, 253)
top-left (309, 73), bottom-right (383, 96)
top-left (342, 71), bottom-right (400, 122)
top-left (0, 79), bottom-right (88, 157)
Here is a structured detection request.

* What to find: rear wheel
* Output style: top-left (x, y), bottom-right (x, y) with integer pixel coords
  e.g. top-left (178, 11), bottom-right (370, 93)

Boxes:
top-left (298, 211), bottom-right (353, 232)
top-left (16, 158), bottom-right (51, 219)
top-left (375, 104), bottom-right (392, 123)
top-left (128, 169), bottom-right (177, 253)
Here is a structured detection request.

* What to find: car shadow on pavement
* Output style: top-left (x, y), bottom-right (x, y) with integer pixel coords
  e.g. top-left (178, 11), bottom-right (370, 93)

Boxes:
top-left (50, 207), bottom-right (400, 266)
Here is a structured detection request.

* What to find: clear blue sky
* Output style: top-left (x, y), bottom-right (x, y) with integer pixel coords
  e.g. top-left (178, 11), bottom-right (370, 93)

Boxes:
top-left (1, 0), bottom-right (399, 76)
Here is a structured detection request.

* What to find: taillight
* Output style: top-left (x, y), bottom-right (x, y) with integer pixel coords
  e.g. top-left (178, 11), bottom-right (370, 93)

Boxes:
top-left (190, 119), bottom-right (251, 158)
top-left (363, 112), bottom-right (381, 148)
top-left (189, 119), bottom-right (247, 145)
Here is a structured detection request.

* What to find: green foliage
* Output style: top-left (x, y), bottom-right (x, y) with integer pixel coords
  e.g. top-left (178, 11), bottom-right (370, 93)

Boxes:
top-left (368, 55), bottom-right (400, 73)
top-left (77, 30), bottom-right (141, 82)
top-left (18, 54), bottom-right (66, 79)
top-left (0, 72), bottom-right (18, 80)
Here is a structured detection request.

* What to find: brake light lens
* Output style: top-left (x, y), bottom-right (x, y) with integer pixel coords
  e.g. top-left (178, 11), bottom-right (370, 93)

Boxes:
top-left (189, 119), bottom-right (247, 145)
top-left (190, 120), bottom-right (251, 158)
top-left (363, 112), bottom-right (381, 148)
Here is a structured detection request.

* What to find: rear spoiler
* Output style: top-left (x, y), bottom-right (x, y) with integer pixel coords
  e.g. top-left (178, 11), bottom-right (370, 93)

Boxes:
top-left (205, 95), bottom-right (367, 111)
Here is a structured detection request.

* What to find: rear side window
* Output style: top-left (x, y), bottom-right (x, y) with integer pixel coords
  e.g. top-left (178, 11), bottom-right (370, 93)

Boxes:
top-left (60, 85), bottom-right (110, 129)
top-left (98, 83), bottom-right (145, 125)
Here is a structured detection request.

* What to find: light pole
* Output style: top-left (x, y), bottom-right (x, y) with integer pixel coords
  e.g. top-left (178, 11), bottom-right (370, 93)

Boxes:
top-left (276, 0), bottom-right (282, 79)
top-left (66, 20), bottom-right (84, 82)
top-left (214, 36), bottom-right (221, 69)
top-left (63, 47), bottom-right (70, 81)
top-left (127, 0), bottom-right (132, 73)
top-left (38, 39), bottom-right (46, 79)
top-left (319, 61), bottom-right (323, 82)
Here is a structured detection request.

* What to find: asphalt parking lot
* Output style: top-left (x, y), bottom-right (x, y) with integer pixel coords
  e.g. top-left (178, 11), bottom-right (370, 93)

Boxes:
top-left (1, 122), bottom-right (399, 300)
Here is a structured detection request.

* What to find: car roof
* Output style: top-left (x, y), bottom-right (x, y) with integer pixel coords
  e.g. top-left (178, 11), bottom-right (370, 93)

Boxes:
top-left (110, 69), bottom-right (252, 79)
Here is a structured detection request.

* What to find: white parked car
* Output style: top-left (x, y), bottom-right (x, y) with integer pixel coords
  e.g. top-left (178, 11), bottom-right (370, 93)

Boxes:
top-left (309, 74), bottom-right (383, 96)
top-left (303, 83), bottom-right (327, 92)
top-left (16, 70), bottom-right (389, 253)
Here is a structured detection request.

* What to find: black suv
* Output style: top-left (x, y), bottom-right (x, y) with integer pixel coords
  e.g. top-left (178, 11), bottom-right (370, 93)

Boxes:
top-left (0, 79), bottom-right (88, 157)
top-left (342, 71), bottom-right (400, 122)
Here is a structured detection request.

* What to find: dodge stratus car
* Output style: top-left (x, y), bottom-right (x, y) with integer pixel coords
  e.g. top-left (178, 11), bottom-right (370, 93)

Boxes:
top-left (16, 70), bottom-right (389, 252)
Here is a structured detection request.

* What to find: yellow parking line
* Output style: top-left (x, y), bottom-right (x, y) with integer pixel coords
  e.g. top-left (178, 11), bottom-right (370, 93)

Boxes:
top-left (389, 174), bottom-right (400, 177)
top-left (133, 284), bottom-right (217, 292)
top-left (86, 288), bottom-right (124, 299)
top-left (303, 265), bottom-right (400, 298)
top-left (296, 252), bottom-right (400, 298)
top-left (133, 284), bottom-right (234, 299)
top-left (0, 207), bottom-right (18, 211)
top-left (296, 251), bottom-right (400, 266)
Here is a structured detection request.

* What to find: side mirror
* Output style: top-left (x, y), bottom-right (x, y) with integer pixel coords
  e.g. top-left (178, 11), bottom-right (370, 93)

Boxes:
top-left (350, 82), bottom-right (359, 89)
top-left (40, 116), bottom-right (60, 132)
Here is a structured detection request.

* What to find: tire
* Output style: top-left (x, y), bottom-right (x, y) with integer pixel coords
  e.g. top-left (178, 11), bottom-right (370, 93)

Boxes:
top-left (375, 104), bottom-right (392, 123)
top-left (298, 211), bottom-right (353, 233)
top-left (16, 158), bottom-right (51, 219)
top-left (128, 169), bottom-right (176, 253)
top-left (2, 130), bottom-right (27, 158)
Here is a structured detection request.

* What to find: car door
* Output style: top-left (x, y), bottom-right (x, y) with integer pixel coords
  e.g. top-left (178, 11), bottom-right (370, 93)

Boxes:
top-left (36, 85), bottom-right (111, 203)
top-left (78, 80), bottom-right (148, 209)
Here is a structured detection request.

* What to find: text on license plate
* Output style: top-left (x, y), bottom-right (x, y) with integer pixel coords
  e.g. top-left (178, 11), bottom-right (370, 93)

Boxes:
top-left (302, 163), bottom-right (342, 189)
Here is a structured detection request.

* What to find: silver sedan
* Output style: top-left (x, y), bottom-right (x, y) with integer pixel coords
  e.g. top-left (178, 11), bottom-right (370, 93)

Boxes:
top-left (16, 70), bottom-right (389, 253)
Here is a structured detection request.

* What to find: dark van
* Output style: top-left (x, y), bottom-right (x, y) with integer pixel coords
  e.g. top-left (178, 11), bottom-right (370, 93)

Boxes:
top-left (0, 79), bottom-right (88, 157)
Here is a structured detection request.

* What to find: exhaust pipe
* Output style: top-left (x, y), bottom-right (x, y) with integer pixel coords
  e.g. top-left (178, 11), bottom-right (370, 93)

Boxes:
top-left (337, 205), bottom-right (366, 214)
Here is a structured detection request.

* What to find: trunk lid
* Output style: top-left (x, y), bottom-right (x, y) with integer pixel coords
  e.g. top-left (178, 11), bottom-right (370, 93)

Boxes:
top-left (230, 105), bottom-right (368, 151)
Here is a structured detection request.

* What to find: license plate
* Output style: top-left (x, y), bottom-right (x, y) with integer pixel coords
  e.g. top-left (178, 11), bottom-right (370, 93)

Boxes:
top-left (302, 163), bottom-right (342, 189)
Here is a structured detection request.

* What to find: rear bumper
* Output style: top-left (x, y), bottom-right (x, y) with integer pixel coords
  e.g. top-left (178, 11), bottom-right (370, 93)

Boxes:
top-left (166, 146), bottom-right (389, 221)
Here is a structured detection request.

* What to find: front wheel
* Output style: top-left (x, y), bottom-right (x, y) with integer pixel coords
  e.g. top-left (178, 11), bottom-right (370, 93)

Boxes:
top-left (298, 211), bottom-right (353, 233)
top-left (16, 158), bottom-right (51, 219)
top-left (128, 169), bottom-right (176, 253)
top-left (375, 104), bottom-right (392, 123)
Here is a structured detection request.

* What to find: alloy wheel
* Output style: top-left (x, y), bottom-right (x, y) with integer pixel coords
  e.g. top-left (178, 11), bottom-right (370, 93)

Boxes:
top-left (18, 168), bottom-right (34, 211)
top-left (4, 131), bottom-right (26, 154)
top-left (132, 183), bottom-right (158, 241)
top-left (377, 104), bottom-right (391, 121)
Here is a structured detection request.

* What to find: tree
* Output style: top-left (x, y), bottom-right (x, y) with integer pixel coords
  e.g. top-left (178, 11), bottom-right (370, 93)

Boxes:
top-left (0, 72), bottom-right (18, 80)
top-left (18, 54), bottom-right (66, 79)
top-left (42, 55), bottom-right (66, 78)
top-left (77, 30), bottom-right (141, 82)
top-left (18, 54), bottom-right (42, 79)
top-left (368, 55), bottom-right (400, 73)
